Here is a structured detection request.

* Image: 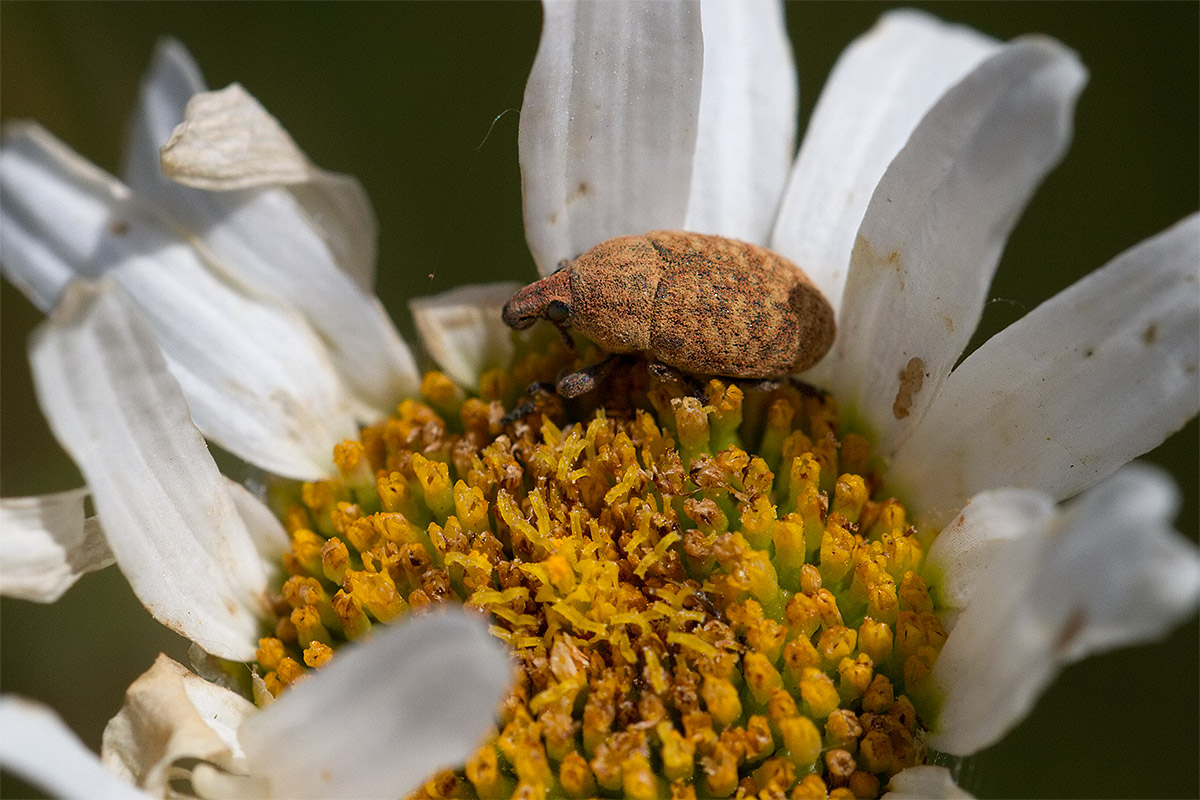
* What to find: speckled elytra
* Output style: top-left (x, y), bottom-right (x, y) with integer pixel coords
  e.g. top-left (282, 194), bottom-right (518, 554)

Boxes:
top-left (502, 231), bottom-right (836, 397)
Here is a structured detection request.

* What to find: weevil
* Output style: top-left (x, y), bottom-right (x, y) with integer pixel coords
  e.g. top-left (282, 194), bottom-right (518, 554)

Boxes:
top-left (502, 230), bottom-right (836, 397)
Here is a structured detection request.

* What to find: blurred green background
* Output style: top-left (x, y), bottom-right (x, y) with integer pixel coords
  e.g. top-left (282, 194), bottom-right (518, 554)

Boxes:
top-left (1, 2), bottom-right (1196, 798)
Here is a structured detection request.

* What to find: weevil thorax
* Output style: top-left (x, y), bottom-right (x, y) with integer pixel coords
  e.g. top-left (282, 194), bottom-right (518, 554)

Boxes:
top-left (566, 234), bottom-right (664, 352)
top-left (501, 268), bottom-right (574, 330)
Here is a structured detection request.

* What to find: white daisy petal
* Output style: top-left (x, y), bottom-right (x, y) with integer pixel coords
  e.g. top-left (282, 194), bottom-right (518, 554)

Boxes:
top-left (237, 609), bottom-right (512, 800)
top-left (120, 38), bottom-right (205, 197)
top-left (831, 37), bottom-right (1086, 456)
top-left (127, 44), bottom-right (418, 413)
top-left (892, 215), bottom-right (1200, 522)
top-left (0, 696), bottom-right (147, 800)
top-left (883, 766), bottom-right (974, 799)
top-left (101, 655), bottom-right (256, 796)
top-left (926, 488), bottom-right (1056, 619)
top-left (30, 280), bottom-right (268, 660)
top-left (410, 282), bottom-right (523, 391)
top-left (519, 0), bottom-right (703, 274)
top-left (928, 465), bottom-right (1200, 756)
top-left (223, 478), bottom-right (290, 574)
top-left (682, 0), bottom-right (796, 243)
top-left (1, 124), bottom-right (125, 312)
top-left (2, 122), bottom-right (359, 479)
top-left (771, 9), bottom-right (1000, 311)
top-left (0, 488), bottom-right (114, 602)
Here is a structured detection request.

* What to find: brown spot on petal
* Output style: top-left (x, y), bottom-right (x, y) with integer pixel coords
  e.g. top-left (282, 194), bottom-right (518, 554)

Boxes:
top-left (1143, 323), bottom-right (1159, 345)
top-left (1055, 608), bottom-right (1087, 657)
top-left (892, 357), bottom-right (926, 420)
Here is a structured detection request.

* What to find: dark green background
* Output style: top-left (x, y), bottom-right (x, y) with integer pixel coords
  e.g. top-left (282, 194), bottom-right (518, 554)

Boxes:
top-left (1, 3), bottom-right (1196, 798)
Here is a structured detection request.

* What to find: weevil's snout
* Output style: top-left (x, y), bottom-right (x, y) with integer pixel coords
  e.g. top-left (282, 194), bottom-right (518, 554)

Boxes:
top-left (502, 286), bottom-right (543, 330)
top-left (502, 270), bottom-right (573, 331)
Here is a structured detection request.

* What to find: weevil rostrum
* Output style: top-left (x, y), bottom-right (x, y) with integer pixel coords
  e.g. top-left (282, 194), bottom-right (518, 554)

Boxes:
top-left (502, 230), bottom-right (836, 397)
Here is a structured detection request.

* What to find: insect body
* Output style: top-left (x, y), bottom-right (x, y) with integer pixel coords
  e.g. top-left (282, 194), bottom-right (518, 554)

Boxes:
top-left (503, 230), bottom-right (836, 395)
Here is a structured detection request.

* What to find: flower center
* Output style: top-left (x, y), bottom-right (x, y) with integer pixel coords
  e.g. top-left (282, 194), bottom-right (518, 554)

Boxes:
top-left (256, 346), bottom-right (946, 799)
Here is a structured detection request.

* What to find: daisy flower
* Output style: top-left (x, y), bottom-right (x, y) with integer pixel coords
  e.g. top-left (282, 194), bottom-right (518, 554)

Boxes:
top-left (2, 2), bottom-right (1197, 799)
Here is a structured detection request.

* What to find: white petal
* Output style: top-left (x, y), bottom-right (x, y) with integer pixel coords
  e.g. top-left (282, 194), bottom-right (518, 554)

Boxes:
top-left (682, 0), bottom-right (796, 243)
top-left (831, 37), bottom-right (1086, 456)
top-left (519, 0), bottom-right (703, 275)
top-left (101, 655), bottom-right (256, 796)
top-left (410, 282), bottom-right (523, 391)
top-left (771, 10), bottom-right (1000, 313)
top-left (928, 465), bottom-right (1200, 755)
top-left (120, 38), bottom-right (205, 197)
top-left (0, 488), bottom-right (114, 602)
top-left (3, 122), bottom-right (359, 479)
top-left (224, 478), bottom-right (290, 574)
top-left (238, 609), bottom-right (513, 800)
top-left (126, 46), bottom-right (417, 413)
top-left (926, 488), bottom-right (1055, 618)
top-left (1, 122), bottom-right (128, 312)
top-left (30, 280), bottom-right (268, 660)
top-left (883, 766), bottom-right (974, 799)
top-left (0, 696), bottom-right (147, 800)
top-left (892, 215), bottom-right (1200, 523)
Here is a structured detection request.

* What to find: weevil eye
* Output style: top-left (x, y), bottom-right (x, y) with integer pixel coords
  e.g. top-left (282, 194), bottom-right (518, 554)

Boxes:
top-left (546, 300), bottom-right (571, 323)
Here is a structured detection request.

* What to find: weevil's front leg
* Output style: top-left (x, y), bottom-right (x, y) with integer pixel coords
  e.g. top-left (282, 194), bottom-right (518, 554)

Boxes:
top-left (556, 355), bottom-right (618, 398)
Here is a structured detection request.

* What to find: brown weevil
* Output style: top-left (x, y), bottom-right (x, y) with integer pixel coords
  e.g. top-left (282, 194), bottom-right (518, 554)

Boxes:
top-left (502, 230), bottom-right (836, 397)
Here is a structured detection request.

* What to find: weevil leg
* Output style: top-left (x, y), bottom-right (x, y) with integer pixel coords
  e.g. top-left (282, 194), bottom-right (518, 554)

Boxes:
top-left (501, 381), bottom-right (559, 424)
top-left (648, 361), bottom-right (707, 397)
top-left (556, 355), bottom-right (618, 399)
top-left (786, 376), bottom-right (829, 398)
top-left (552, 321), bottom-right (576, 349)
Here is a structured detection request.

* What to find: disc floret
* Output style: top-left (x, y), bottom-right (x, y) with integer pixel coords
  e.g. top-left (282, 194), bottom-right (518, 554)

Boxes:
top-left (257, 353), bottom-right (945, 798)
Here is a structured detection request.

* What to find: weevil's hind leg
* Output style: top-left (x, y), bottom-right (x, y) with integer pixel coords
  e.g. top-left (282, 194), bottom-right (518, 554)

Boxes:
top-left (556, 355), bottom-right (618, 399)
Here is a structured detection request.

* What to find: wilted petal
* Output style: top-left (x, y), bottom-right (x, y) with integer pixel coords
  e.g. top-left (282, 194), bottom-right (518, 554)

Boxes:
top-left (101, 655), bottom-right (256, 796)
top-left (2, 122), bottom-right (359, 479)
top-left (30, 280), bottom-right (268, 660)
top-left (0, 696), bottom-right (146, 800)
top-left (831, 37), bottom-right (1086, 456)
top-left (892, 215), bottom-right (1200, 523)
top-left (683, 0), bottom-right (796, 243)
top-left (410, 282), bottom-right (523, 391)
top-left (928, 465), bottom-right (1200, 755)
top-left (0, 488), bottom-right (113, 602)
top-left (883, 766), bottom-right (973, 799)
top-left (520, 0), bottom-right (702, 274)
top-left (771, 10), bottom-right (999, 312)
top-left (238, 609), bottom-right (513, 800)
top-left (129, 43), bottom-right (418, 412)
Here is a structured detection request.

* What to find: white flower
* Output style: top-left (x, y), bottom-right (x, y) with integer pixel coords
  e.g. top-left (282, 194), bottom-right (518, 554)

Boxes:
top-left (1, 2), bottom-right (1197, 798)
